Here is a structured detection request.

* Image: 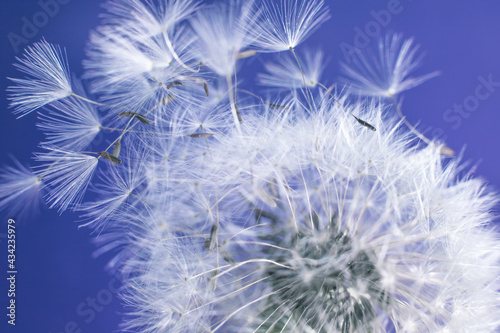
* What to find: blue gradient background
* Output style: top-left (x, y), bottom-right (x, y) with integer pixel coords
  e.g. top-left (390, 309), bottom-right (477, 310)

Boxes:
top-left (1, 1), bottom-right (499, 332)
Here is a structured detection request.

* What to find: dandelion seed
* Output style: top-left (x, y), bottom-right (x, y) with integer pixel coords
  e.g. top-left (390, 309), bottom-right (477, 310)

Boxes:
top-left (203, 82), bottom-right (209, 97)
top-left (166, 80), bottom-right (183, 89)
top-left (113, 139), bottom-right (122, 159)
top-left (117, 112), bottom-right (151, 125)
top-left (236, 50), bottom-right (257, 59)
top-left (98, 152), bottom-right (123, 164)
top-left (79, 150), bottom-right (148, 227)
top-left (8, 39), bottom-right (73, 117)
top-left (188, 133), bottom-right (214, 138)
top-left (351, 114), bottom-right (377, 131)
top-left (268, 103), bottom-right (288, 109)
top-left (190, 0), bottom-right (260, 76)
top-left (234, 104), bottom-right (243, 123)
top-left (204, 223), bottom-right (219, 252)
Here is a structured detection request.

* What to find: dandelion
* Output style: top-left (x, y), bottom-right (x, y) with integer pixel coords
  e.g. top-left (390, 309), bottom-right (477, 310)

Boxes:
top-left (190, 0), bottom-right (259, 76)
top-left (340, 33), bottom-right (440, 98)
top-left (7, 39), bottom-right (73, 117)
top-left (2, 1), bottom-right (500, 332)
top-left (119, 103), bottom-right (500, 332)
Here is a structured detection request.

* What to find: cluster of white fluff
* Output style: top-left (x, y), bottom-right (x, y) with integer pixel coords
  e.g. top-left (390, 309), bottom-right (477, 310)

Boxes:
top-left (3, 0), bottom-right (500, 332)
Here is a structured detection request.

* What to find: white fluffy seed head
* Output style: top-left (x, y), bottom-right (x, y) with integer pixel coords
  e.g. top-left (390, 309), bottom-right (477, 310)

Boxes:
top-left (3, 1), bottom-right (499, 332)
top-left (113, 98), bottom-right (500, 332)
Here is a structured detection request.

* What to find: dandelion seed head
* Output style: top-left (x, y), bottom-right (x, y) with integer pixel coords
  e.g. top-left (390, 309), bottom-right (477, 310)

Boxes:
top-left (114, 100), bottom-right (500, 332)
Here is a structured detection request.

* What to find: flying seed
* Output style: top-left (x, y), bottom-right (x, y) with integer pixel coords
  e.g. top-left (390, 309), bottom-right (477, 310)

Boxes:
top-left (117, 112), bottom-right (151, 125)
top-left (208, 269), bottom-right (219, 291)
top-left (166, 80), bottom-right (183, 89)
top-left (113, 138), bottom-right (121, 158)
top-left (351, 114), bottom-right (376, 131)
top-left (189, 133), bottom-right (214, 138)
top-left (98, 151), bottom-right (122, 164)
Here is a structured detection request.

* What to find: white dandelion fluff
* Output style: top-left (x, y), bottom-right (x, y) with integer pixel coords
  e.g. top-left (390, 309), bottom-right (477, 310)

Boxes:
top-left (252, 0), bottom-right (330, 52)
top-left (258, 49), bottom-right (325, 89)
top-left (7, 39), bottom-right (73, 117)
top-left (37, 81), bottom-right (102, 151)
top-left (341, 33), bottom-right (440, 98)
top-left (0, 158), bottom-right (44, 219)
top-left (190, 0), bottom-right (259, 76)
top-left (116, 102), bottom-right (500, 332)
top-left (35, 147), bottom-right (99, 212)
top-left (101, 0), bottom-right (199, 38)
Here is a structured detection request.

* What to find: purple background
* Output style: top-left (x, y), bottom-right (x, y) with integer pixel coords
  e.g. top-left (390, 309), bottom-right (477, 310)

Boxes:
top-left (1, 0), bottom-right (499, 332)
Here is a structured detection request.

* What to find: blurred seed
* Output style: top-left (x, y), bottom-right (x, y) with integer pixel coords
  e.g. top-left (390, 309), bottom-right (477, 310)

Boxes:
top-left (118, 112), bottom-right (151, 125)
top-left (236, 50), bottom-right (256, 59)
top-left (220, 241), bottom-right (236, 265)
top-left (235, 103), bottom-right (243, 123)
top-left (162, 95), bottom-right (176, 104)
top-left (98, 151), bottom-right (122, 164)
top-left (268, 103), bottom-right (288, 109)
